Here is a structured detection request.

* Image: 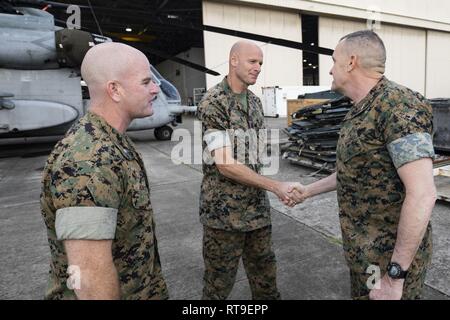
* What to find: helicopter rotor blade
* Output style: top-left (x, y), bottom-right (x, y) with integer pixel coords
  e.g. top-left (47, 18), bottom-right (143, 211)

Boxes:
top-left (133, 46), bottom-right (220, 76)
top-left (34, 3), bottom-right (333, 56)
top-left (52, 19), bottom-right (221, 76)
top-left (202, 24), bottom-right (334, 56)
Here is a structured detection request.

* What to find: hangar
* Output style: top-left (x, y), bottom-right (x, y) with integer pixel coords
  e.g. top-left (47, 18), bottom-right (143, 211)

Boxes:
top-left (33, 0), bottom-right (450, 106)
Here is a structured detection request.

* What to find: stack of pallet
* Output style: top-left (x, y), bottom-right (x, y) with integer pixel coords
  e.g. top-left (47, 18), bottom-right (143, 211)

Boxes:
top-left (283, 95), bottom-right (353, 172)
top-left (429, 98), bottom-right (450, 152)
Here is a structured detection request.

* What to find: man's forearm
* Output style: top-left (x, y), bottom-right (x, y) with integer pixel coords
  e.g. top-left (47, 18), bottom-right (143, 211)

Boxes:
top-left (304, 172), bottom-right (337, 198)
top-left (74, 263), bottom-right (121, 300)
top-left (390, 193), bottom-right (435, 271)
top-left (218, 162), bottom-right (279, 193)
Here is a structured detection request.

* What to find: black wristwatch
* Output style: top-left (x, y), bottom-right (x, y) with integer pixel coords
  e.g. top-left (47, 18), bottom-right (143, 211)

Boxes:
top-left (387, 262), bottom-right (408, 279)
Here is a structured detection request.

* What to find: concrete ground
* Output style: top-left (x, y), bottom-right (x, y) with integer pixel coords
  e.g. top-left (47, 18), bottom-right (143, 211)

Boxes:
top-left (0, 115), bottom-right (448, 300)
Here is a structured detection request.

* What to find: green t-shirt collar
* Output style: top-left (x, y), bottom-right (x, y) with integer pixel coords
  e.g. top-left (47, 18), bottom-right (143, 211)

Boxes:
top-left (222, 76), bottom-right (248, 109)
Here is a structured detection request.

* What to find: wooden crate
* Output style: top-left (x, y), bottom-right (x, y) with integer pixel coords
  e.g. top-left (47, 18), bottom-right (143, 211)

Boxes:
top-left (434, 165), bottom-right (450, 178)
top-left (433, 165), bottom-right (450, 203)
top-left (435, 175), bottom-right (450, 203)
top-left (287, 99), bottom-right (328, 126)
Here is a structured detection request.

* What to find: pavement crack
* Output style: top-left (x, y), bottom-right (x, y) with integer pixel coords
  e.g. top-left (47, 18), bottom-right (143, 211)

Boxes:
top-left (150, 179), bottom-right (202, 189)
top-left (271, 206), bottom-right (341, 246)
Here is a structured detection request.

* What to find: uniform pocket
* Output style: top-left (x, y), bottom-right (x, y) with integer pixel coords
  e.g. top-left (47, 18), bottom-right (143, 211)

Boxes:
top-left (127, 165), bottom-right (151, 210)
top-left (339, 136), bottom-right (365, 163)
top-left (131, 183), bottom-right (151, 210)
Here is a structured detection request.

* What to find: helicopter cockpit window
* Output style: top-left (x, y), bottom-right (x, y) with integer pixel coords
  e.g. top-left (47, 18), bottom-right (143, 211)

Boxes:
top-left (151, 65), bottom-right (181, 103)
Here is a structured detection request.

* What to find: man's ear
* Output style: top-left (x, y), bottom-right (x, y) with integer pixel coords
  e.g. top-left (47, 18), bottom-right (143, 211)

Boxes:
top-left (106, 81), bottom-right (121, 102)
top-left (230, 53), bottom-right (239, 68)
top-left (348, 55), bottom-right (357, 72)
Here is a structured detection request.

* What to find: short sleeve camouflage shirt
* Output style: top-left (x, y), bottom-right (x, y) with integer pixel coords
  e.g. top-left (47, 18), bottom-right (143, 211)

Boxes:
top-left (40, 112), bottom-right (168, 300)
top-left (197, 77), bottom-right (271, 231)
top-left (336, 77), bottom-right (434, 275)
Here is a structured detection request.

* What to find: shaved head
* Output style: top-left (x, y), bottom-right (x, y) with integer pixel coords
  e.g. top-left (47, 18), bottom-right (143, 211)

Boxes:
top-left (229, 40), bottom-right (262, 60)
top-left (80, 42), bottom-right (159, 130)
top-left (330, 30), bottom-right (386, 101)
top-left (227, 40), bottom-right (263, 91)
top-left (339, 30), bottom-right (386, 74)
top-left (81, 42), bottom-right (149, 97)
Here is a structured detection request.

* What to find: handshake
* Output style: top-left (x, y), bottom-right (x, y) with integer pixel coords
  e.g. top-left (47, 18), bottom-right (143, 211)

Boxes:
top-left (272, 182), bottom-right (309, 207)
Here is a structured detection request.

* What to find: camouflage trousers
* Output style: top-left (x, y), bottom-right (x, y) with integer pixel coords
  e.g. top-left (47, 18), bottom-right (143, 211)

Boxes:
top-left (350, 250), bottom-right (431, 300)
top-left (350, 267), bottom-right (428, 300)
top-left (202, 225), bottom-right (281, 300)
top-left (346, 225), bottom-right (433, 300)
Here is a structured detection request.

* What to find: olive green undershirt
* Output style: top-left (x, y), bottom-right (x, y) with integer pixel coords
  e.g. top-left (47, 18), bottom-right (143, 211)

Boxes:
top-left (224, 78), bottom-right (248, 112)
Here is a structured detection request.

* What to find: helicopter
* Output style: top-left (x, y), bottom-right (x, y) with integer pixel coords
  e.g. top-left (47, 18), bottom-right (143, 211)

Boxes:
top-left (0, 3), bottom-right (198, 144)
top-left (0, 0), bottom-right (340, 147)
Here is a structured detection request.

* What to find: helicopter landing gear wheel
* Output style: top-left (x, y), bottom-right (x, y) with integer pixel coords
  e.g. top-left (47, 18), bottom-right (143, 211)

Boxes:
top-left (154, 125), bottom-right (173, 141)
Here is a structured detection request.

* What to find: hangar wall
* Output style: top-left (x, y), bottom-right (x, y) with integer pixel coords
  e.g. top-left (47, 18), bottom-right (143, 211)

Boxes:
top-left (233, 0), bottom-right (450, 32)
top-left (156, 47), bottom-right (207, 105)
top-left (202, 0), bottom-right (303, 98)
top-left (202, 0), bottom-right (450, 98)
top-left (318, 16), bottom-right (427, 95)
top-left (426, 31), bottom-right (450, 99)
top-left (307, 0), bottom-right (450, 26)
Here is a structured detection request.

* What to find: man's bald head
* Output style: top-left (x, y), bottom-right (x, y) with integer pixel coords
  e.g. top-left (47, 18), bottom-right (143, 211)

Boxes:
top-left (229, 40), bottom-right (262, 60)
top-left (339, 30), bottom-right (386, 74)
top-left (81, 42), bottom-right (149, 96)
top-left (227, 40), bottom-right (263, 89)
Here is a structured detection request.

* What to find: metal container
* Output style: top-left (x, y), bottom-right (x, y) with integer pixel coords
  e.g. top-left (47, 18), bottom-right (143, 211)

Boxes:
top-left (430, 99), bottom-right (450, 152)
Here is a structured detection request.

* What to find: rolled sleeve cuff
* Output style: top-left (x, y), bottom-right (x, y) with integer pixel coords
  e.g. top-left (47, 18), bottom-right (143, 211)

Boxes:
top-left (55, 207), bottom-right (118, 240)
top-left (387, 132), bottom-right (435, 169)
top-left (204, 130), bottom-right (231, 152)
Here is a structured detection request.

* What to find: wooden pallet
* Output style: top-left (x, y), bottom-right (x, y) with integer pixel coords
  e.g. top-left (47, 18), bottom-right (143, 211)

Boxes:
top-left (287, 99), bottom-right (328, 126)
top-left (434, 165), bottom-right (450, 203)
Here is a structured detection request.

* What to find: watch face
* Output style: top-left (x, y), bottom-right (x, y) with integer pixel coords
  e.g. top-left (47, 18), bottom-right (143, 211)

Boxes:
top-left (390, 265), bottom-right (400, 277)
top-left (388, 263), bottom-right (403, 278)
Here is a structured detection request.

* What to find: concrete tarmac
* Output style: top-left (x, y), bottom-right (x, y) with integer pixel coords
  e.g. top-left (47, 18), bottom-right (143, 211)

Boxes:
top-left (0, 115), bottom-right (448, 300)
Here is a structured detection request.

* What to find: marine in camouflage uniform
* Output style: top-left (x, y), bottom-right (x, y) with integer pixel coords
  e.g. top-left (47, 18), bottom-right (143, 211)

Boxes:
top-left (336, 76), bottom-right (435, 299)
top-left (40, 112), bottom-right (168, 300)
top-left (197, 77), bottom-right (280, 300)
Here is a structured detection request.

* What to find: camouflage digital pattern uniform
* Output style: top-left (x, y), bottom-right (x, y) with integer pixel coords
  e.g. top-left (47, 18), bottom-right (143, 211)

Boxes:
top-left (40, 112), bottom-right (168, 300)
top-left (197, 77), bottom-right (280, 300)
top-left (336, 77), bottom-right (435, 300)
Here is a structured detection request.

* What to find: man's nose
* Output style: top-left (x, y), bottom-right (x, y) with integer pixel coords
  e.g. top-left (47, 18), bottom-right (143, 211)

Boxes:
top-left (150, 82), bottom-right (160, 94)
